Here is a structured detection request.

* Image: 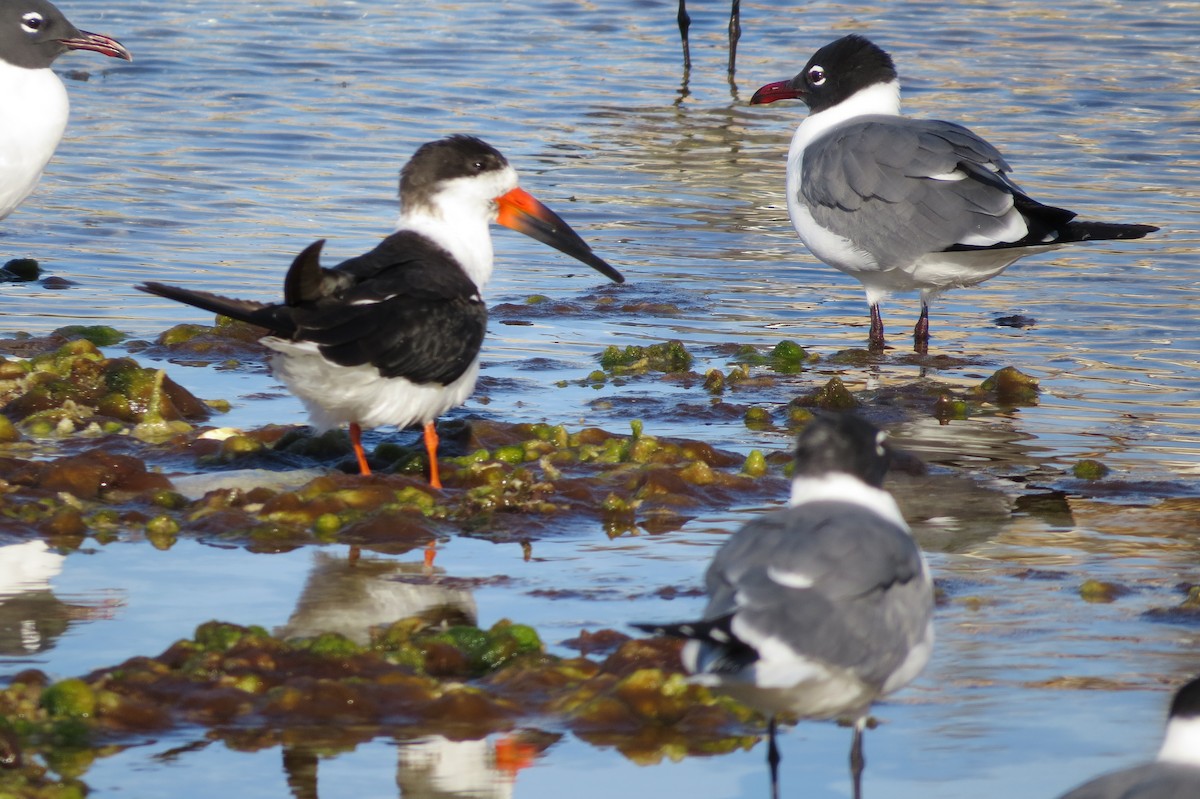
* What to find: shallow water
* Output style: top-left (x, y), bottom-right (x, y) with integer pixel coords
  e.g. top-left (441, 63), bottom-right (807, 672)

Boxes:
top-left (1, 0), bottom-right (1199, 797)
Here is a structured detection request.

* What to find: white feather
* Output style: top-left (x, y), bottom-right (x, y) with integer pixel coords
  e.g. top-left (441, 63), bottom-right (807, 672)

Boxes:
top-left (0, 62), bottom-right (68, 220)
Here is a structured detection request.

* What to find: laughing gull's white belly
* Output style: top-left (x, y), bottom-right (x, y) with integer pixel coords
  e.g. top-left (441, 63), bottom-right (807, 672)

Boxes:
top-left (0, 62), bottom-right (68, 220)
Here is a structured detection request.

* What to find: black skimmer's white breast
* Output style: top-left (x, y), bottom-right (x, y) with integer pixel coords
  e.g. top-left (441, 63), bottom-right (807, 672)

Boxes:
top-left (1056, 675), bottom-right (1200, 798)
top-left (139, 135), bottom-right (624, 486)
top-left (633, 413), bottom-right (933, 799)
top-left (0, 0), bottom-right (130, 221)
top-left (750, 34), bottom-right (1158, 353)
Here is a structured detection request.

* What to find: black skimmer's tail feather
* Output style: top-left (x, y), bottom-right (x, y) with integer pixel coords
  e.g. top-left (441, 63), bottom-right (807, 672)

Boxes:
top-left (137, 281), bottom-right (294, 336)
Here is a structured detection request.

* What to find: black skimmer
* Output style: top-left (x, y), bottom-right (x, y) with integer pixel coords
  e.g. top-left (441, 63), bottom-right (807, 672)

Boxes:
top-left (1055, 675), bottom-right (1200, 798)
top-left (633, 413), bottom-right (933, 799)
top-left (139, 135), bottom-right (623, 486)
top-left (677, 0), bottom-right (741, 75)
top-left (750, 34), bottom-right (1159, 353)
top-left (0, 0), bottom-right (131, 221)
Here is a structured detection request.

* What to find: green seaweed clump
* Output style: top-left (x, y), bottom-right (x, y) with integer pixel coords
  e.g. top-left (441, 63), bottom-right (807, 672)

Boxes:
top-left (0, 339), bottom-right (210, 436)
top-left (973, 366), bottom-right (1039, 405)
top-left (1072, 459), bottom-right (1110, 480)
top-left (731, 340), bottom-right (813, 374)
top-left (599, 341), bottom-right (693, 375)
top-left (792, 377), bottom-right (858, 410)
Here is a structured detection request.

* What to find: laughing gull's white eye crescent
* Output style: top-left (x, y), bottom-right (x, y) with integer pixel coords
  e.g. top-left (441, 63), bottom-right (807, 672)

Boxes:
top-left (21, 12), bottom-right (44, 32)
top-left (807, 65), bottom-right (826, 85)
top-left (875, 430), bottom-right (888, 457)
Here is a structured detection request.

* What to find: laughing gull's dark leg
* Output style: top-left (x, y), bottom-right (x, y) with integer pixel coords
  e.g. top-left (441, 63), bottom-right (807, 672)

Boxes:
top-left (767, 716), bottom-right (781, 799)
top-left (849, 718), bottom-right (866, 799)
top-left (913, 300), bottom-right (930, 354)
top-left (677, 0), bottom-right (691, 71)
top-left (869, 303), bottom-right (886, 351)
top-left (727, 0), bottom-right (741, 75)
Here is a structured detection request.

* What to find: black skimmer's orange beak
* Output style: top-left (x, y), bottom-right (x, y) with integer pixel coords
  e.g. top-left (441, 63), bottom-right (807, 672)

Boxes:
top-left (749, 79), bottom-right (802, 105)
top-left (496, 187), bottom-right (624, 284)
top-left (59, 30), bottom-right (132, 61)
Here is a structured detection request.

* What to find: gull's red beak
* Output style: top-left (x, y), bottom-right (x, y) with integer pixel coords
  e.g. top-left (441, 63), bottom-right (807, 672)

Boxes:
top-left (60, 30), bottom-right (132, 61)
top-left (497, 187), bottom-right (624, 284)
top-left (750, 79), bottom-right (802, 105)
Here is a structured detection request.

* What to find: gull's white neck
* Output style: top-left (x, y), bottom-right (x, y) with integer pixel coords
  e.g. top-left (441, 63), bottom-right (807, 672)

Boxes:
top-left (1158, 714), bottom-right (1200, 766)
top-left (789, 472), bottom-right (909, 531)
top-left (790, 79), bottom-right (902, 158)
top-left (0, 62), bottom-right (70, 220)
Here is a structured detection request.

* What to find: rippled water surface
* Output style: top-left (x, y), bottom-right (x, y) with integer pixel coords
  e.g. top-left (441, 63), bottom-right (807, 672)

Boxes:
top-left (1, 0), bottom-right (1199, 797)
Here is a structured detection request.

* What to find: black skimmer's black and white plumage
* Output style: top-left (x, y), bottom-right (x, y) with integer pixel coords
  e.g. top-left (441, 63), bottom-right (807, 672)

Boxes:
top-left (1056, 676), bottom-right (1200, 799)
top-left (633, 413), bottom-right (934, 799)
top-left (0, 0), bottom-right (130, 221)
top-left (139, 135), bottom-right (624, 486)
top-left (750, 35), bottom-right (1159, 353)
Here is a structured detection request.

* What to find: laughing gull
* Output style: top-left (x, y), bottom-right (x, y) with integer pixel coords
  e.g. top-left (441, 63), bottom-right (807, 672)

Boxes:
top-left (750, 34), bottom-right (1159, 353)
top-left (1056, 676), bottom-right (1200, 799)
top-left (0, 0), bottom-right (131, 221)
top-left (139, 135), bottom-right (623, 485)
top-left (633, 413), bottom-right (934, 799)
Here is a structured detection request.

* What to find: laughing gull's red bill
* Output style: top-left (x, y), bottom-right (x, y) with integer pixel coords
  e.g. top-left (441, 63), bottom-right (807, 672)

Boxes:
top-left (0, 0), bottom-right (130, 221)
top-left (751, 34), bottom-right (1159, 353)
top-left (634, 413), bottom-right (933, 799)
top-left (139, 135), bottom-right (623, 486)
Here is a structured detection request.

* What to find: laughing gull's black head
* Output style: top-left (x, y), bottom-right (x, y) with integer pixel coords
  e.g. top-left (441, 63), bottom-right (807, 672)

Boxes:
top-left (750, 34), bottom-right (896, 114)
top-left (1168, 675), bottom-right (1200, 724)
top-left (793, 413), bottom-right (891, 487)
top-left (0, 0), bottom-right (131, 69)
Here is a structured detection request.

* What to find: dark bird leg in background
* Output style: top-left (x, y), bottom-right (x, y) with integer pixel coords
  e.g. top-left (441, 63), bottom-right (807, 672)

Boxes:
top-left (678, 0), bottom-right (741, 75)
top-left (677, 0), bottom-right (692, 72)
top-left (913, 301), bottom-right (930, 354)
top-left (767, 716), bottom-right (781, 799)
top-left (727, 0), bottom-right (741, 75)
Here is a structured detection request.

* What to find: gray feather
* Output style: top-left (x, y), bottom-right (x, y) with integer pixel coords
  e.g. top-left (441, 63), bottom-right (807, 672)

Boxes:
top-left (696, 501), bottom-right (932, 686)
top-left (801, 115), bottom-right (1025, 267)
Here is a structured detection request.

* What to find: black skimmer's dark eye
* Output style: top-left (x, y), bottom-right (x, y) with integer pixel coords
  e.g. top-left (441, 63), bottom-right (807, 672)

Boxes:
top-left (807, 65), bottom-right (826, 86)
top-left (21, 11), bottom-right (44, 33)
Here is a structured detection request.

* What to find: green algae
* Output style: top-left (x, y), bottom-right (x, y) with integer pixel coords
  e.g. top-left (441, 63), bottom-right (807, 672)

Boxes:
top-left (793, 376), bottom-right (858, 410)
top-left (973, 366), bottom-right (1040, 405)
top-left (0, 616), bottom-right (759, 790)
top-left (730, 340), bottom-right (813, 374)
top-left (599, 341), bottom-right (693, 375)
top-left (1073, 459), bottom-right (1110, 480)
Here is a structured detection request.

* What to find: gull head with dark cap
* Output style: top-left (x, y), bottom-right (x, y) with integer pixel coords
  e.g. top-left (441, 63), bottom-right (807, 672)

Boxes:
top-left (0, 0), bottom-right (131, 69)
top-left (751, 34), bottom-right (897, 115)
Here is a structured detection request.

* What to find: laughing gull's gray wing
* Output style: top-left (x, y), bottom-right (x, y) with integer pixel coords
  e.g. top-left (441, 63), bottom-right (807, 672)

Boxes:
top-left (1057, 762), bottom-right (1200, 799)
top-left (799, 116), bottom-right (1065, 269)
top-left (697, 500), bottom-right (931, 688)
